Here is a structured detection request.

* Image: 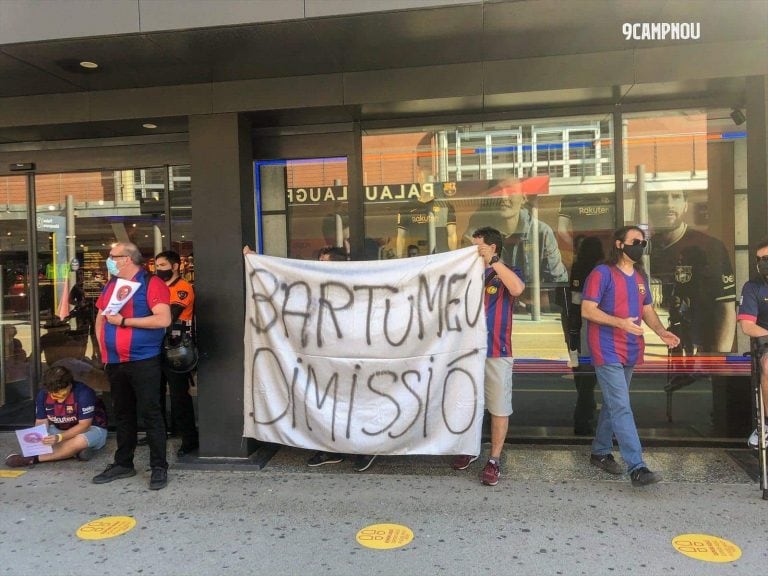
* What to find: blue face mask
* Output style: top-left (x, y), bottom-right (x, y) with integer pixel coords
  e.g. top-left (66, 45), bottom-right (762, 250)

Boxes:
top-left (106, 257), bottom-right (120, 276)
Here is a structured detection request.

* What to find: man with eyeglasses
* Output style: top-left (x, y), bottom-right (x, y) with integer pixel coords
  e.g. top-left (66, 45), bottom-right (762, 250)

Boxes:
top-left (581, 226), bottom-right (680, 486)
top-left (736, 239), bottom-right (768, 448)
top-left (91, 242), bottom-right (171, 490)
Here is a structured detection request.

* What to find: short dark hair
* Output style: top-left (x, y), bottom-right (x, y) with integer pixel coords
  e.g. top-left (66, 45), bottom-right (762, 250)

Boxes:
top-left (472, 226), bottom-right (503, 255)
top-left (42, 365), bottom-right (74, 393)
top-left (155, 250), bottom-right (181, 268)
top-left (755, 238), bottom-right (768, 255)
top-left (318, 246), bottom-right (348, 261)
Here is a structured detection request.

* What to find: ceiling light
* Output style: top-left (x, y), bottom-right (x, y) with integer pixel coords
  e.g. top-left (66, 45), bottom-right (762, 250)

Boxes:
top-left (142, 123), bottom-right (158, 129)
top-left (79, 61), bottom-right (99, 70)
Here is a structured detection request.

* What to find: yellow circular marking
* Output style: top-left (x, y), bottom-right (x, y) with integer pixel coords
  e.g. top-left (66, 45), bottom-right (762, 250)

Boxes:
top-left (486, 286), bottom-right (497, 294)
top-left (356, 523), bottom-right (414, 550)
top-left (76, 516), bottom-right (136, 540)
top-left (672, 534), bottom-right (741, 563)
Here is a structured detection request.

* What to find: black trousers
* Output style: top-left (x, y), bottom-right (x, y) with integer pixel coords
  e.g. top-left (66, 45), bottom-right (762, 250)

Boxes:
top-left (162, 366), bottom-right (198, 448)
top-left (107, 355), bottom-right (167, 469)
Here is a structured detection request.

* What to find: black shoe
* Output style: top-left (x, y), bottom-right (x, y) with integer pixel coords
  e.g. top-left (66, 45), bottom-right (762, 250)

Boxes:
top-left (76, 447), bottom-right (95, 461)
top-left (354, 454), bottom-right (377, 472)
top-left (630, 467), bottom-right (661, 487)
top-left (149, 467), bottom-right (168, 490)
top-left (92, 464), bottom-right (136, 484)
top-left (590, 453), bottom-right (623, 475)
top-left (307, 452), bottom-right (344, 467)
top-left (177, 443), bottom-right (199, 458)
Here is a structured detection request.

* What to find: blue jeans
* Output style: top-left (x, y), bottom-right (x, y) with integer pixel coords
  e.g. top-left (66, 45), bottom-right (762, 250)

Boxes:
top-left (592, 363), bottom-right (646, 473)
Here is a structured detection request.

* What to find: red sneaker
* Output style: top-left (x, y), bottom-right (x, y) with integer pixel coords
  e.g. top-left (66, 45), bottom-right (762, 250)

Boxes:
top-left (5, 453), bottom-right (35, 467)
top-left (481, 459), bottom-right (500, 486)
top-left (451, 455), bottom-right (478, 470)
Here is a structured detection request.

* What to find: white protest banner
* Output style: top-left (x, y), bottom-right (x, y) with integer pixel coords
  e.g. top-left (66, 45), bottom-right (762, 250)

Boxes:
top-left (243, 246), bottom-right (487, 456)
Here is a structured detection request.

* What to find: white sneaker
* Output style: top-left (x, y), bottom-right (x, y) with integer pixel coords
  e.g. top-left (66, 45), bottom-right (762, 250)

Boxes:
top-left (747, 426), bottom-right (768, 449)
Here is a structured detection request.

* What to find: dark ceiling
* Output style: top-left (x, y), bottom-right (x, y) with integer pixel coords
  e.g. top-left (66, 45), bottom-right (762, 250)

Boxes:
top-left (0, 0), bottom-right (764, 144)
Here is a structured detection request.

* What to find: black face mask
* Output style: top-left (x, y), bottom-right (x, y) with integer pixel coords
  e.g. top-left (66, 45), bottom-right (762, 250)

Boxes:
top-left (622, 243), bottom-right (645, 263)
top-left (757, 260), bottom-right (768, 278)
top-left (156, 269), bottom-right (174, 281)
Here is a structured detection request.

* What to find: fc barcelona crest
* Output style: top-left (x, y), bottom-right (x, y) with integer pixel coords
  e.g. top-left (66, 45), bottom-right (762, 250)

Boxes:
top-left (638, 284), bottom-right (646, 295)
top-left (675, 265), bottom-right (693, 284)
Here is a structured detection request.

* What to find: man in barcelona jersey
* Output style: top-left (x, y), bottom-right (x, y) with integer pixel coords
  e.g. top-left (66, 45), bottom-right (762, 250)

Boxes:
top-left (581, 226), bottom-right (680, 487)
top-left (91, 242), bottom-right (171, 490)
top-left (452, 226), bottom-right (525, 486)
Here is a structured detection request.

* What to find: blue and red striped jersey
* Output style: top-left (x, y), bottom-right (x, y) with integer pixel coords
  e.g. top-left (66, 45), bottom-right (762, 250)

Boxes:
top-left (737, 277), bottom-right (768, 330)
top-left (582, 264), bottom-right (652, 366)
top-left (483, 266), bottom-right (520, 358)
top-left (35, 381), bottom-right (108, 430)
top-left (96, 271), bottom-right (170, 363)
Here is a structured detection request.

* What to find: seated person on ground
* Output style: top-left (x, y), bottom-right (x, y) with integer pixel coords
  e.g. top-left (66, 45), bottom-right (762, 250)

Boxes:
top-left (5, 365), bottom-right (108, 467)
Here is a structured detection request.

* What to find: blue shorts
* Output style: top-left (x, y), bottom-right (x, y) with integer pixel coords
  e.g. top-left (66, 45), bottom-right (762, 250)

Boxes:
top-left (48, 424), bottom-right (108, 450)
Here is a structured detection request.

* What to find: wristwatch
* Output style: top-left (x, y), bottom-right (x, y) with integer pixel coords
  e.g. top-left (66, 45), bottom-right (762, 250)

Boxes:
top-left (120, 317), bottom-right (126, 328)
top-left (489, 255), bottom-right (500, 265)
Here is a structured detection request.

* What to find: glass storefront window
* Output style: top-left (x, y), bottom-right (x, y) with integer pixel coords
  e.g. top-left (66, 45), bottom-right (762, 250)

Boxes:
top-left (362, 116), bottom-right (615, 358)
top-left (621, 109), bottom-right (749, 438)
top-left (255, 158), bottom-right (349, 260)
top-left (622, 109), bottom-right (744, 357)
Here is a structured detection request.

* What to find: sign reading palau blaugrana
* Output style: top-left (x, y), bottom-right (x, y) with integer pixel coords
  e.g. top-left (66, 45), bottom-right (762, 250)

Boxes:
top-left (243, 246), bottom-right (487, 455)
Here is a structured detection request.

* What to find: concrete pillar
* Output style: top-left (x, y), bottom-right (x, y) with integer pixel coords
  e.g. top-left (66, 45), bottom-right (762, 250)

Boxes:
top-left (189, 113), bottom-right (255, 458)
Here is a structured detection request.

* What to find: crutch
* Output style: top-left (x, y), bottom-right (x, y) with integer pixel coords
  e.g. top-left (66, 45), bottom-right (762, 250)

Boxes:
top-left (750, 337), bottom-right (768, 500)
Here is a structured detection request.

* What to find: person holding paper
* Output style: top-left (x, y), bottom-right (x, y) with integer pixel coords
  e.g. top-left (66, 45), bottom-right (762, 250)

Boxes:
top-left (5, 365), bottom-right (107, 467)
top-left (91, 242), bottom-right (171, 491)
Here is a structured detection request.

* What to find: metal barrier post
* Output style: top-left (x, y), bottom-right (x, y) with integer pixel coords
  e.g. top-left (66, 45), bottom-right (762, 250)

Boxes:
top-left (750, 337), bottom-right (768, 500)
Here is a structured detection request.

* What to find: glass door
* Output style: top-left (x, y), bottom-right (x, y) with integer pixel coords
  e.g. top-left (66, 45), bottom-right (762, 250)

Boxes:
top-left (1, 174), bottom-right (34, 425)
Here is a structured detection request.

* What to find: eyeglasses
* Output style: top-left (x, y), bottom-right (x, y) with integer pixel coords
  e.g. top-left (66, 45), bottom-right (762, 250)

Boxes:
top-left (756, 255), bottom-right (768, 262)
top-left (109, 254), bottom-right (129, 259)
top-left (626, 240), bottom-right (648, 247)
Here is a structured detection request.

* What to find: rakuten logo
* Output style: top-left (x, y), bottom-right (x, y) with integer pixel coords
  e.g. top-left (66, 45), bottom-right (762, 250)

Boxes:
top-left (622, 22), bottom-right (701, 41)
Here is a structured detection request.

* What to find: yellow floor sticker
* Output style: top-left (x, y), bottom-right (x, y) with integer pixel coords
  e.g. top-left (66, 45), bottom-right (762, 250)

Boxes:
top-left (672, 534), bottom-right (741, 562)
top-left (0, 470), bottom-right (27, 478)
top-left (356, 523), bottom-right (414, 550)
top-left (76, 516), bottom-right (136, 540)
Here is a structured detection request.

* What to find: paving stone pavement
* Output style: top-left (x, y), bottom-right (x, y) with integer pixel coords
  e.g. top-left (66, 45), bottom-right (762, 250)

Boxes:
top-left (1, 432), bottom-right (766, 576)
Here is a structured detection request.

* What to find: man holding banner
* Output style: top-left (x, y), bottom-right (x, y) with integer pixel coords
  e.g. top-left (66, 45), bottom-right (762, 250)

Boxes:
top-left (452, 227), bottom-right (525, 486)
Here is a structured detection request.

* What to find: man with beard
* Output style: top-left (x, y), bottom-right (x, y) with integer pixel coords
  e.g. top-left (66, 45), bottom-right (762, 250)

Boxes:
top-left (648, 190), bottom-right (736, 355)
